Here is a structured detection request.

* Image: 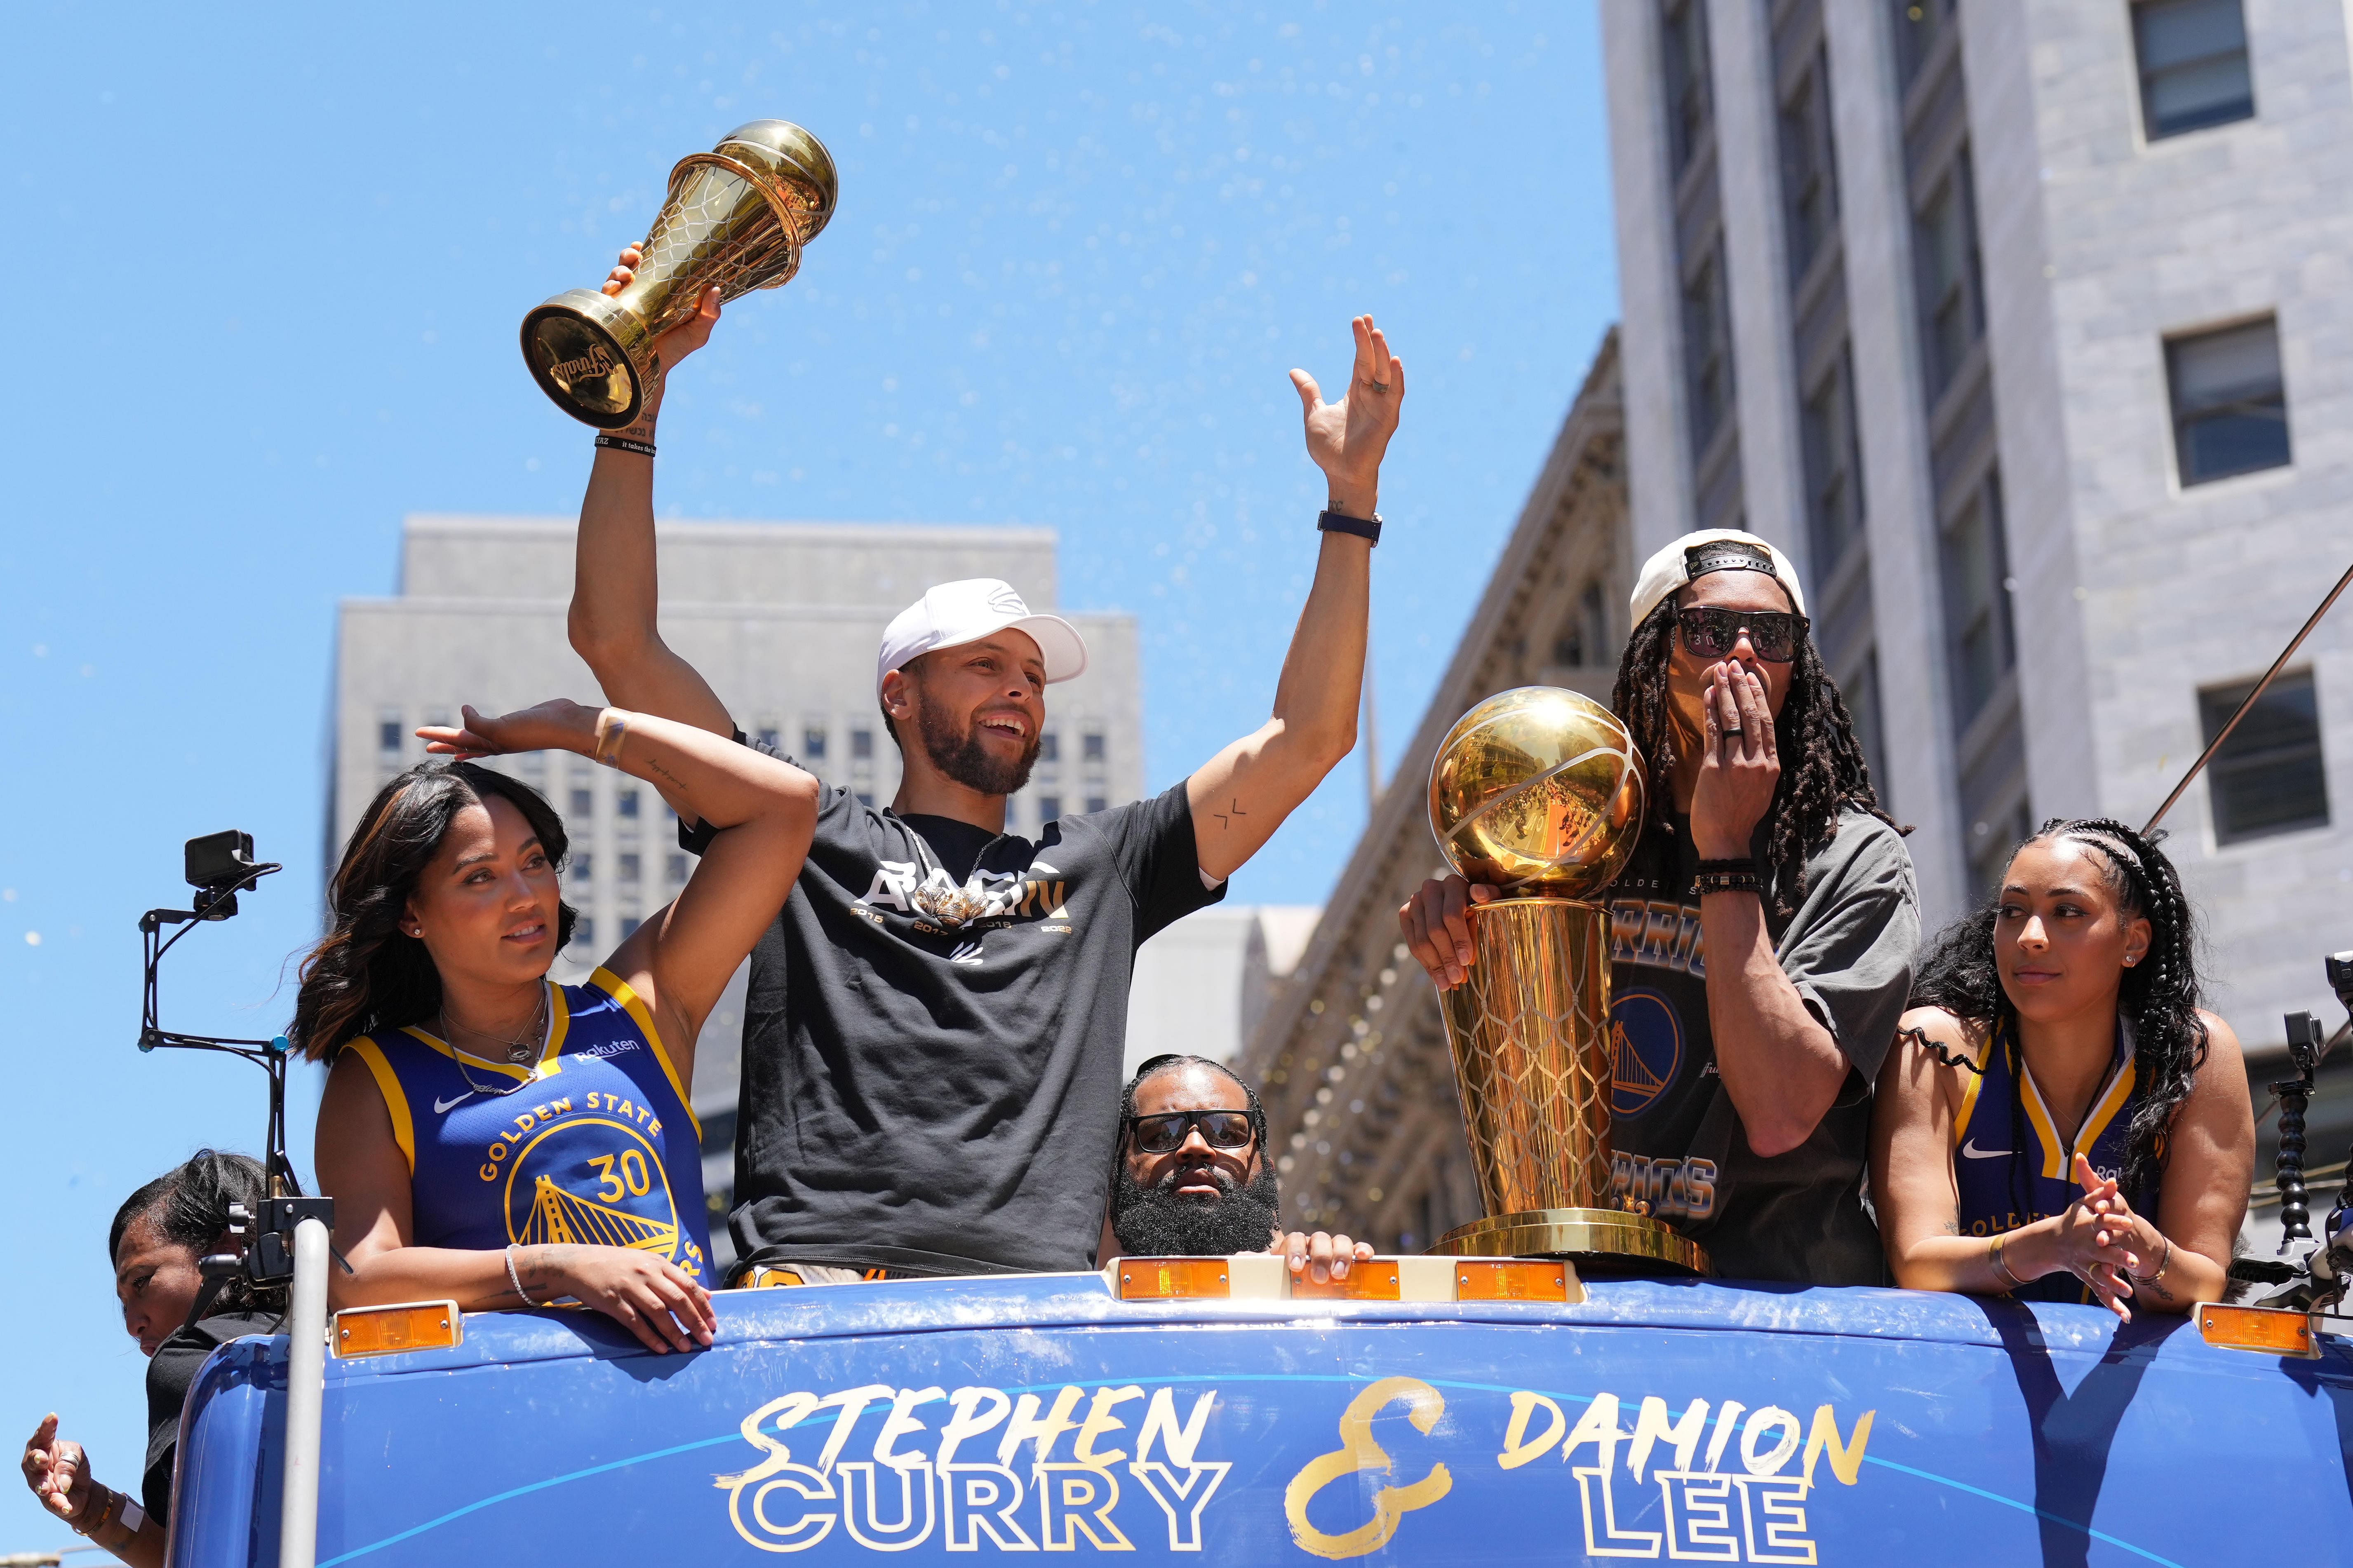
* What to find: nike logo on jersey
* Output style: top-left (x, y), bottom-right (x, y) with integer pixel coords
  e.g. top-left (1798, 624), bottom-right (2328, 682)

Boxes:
top-left (1961, 1138), bottom-right (2012, 1160)
top-left (949, 941), bottom-right (985, 967)
top-left (433, 1091), bottom-right (475, 1114)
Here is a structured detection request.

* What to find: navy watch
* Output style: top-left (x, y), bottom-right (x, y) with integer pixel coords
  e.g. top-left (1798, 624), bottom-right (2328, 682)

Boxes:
top-left (1316, 508), bottom-right (1382, 545)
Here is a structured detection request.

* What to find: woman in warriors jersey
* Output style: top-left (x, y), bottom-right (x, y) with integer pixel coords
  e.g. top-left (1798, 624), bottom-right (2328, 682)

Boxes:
top-left (296, 699), bottom-right (816, 1352)
top-left (1871, 819), bottom-right (2252, 1318)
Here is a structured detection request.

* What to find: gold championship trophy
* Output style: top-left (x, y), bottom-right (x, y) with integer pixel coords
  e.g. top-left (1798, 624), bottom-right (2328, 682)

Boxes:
top-left (521, 120), bottom-right (837, 427)
top-left (1427, 688), bottom-right (1708, 1274)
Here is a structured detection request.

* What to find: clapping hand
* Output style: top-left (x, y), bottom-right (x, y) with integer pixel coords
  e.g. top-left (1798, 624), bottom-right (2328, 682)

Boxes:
top-left (1291, 315), bottom-right (1404, 519)
top-left (418, 700), bottom-right (600, 762)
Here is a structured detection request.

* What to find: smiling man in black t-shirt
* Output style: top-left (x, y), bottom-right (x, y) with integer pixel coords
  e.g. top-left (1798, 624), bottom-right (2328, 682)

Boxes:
top-left (567, 258), bottom-right (1405, 1281)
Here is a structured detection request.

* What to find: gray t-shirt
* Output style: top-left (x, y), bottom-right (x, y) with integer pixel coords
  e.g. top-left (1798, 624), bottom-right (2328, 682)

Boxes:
top-left (684, 745), bottom-right (1222, 1277)
top-left (1603, 805), bottom-right (1918, 1284)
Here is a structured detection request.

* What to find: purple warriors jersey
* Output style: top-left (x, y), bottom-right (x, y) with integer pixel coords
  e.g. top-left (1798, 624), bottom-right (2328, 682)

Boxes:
top-left (345, 969), bottom-right (711, 1281)
top-left (1951, 1017), bottom-right (2155, 1305)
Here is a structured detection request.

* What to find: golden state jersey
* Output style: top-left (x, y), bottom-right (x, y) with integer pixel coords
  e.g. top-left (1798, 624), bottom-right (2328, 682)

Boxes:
top-left (1951, 1017), bottom-right (2156, 1305)
top-left (345, 969), bottom-right (710, 1280)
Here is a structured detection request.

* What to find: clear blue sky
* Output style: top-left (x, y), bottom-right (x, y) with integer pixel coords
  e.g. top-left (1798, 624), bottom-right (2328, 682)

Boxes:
top-left (1, 4), bottom-right (1613, 1543)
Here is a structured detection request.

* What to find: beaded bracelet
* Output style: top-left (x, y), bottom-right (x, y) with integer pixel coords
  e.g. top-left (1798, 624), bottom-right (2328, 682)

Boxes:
top-left (1692, 867), bottom-right (1763, 896)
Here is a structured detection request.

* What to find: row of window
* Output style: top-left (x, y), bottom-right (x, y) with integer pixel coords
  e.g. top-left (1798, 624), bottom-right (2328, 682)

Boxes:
top-left (567, 852), bottom-right (692, 887)
top-left (748, 723), bottom-right (1110, 767)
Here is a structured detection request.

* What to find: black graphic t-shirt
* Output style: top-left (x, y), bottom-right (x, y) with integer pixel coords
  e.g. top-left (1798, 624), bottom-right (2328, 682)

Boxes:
top-left (1603, 807), bottom-right (1917, 1285)
top-left (684, 741), bottom-right (1223, 1277)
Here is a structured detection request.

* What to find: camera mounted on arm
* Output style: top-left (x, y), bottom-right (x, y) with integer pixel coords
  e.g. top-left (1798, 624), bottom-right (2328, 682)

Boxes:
top-left (2228, 951), bottom-right (2353, 1313)
top-left (139, 831), bottom-right (344, 1329)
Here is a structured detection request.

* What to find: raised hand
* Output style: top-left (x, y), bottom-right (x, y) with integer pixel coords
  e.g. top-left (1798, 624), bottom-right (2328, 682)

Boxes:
top-left (1272, 1229), bottom-right (1378, 1284)
top-left (1399, 874), bottom-right (1495, 991)
top-left (418, 700), bottom-right (600, 762)
top-left (602, 243), bottom-right (723, 411)
top-left (1291, 315), bottom-right (1404, 518)
top-left (1689, 661), bottom-right (1781, 860)
top-left (21, 1414), bottom-right (92, 1526)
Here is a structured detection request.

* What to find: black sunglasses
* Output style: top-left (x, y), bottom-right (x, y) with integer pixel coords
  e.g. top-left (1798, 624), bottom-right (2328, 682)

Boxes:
top-left (1126, 1109), bottom-right (1256, 1154)
top-left (1677, 606), bottom-right (1809, 664)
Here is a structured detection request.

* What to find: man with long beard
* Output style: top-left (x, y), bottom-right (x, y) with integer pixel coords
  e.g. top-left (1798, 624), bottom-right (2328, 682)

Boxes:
top-left (568, 258), bottom-right (1403, 1284)
top-left (1102, 1055), bottom-right (1373, 1284)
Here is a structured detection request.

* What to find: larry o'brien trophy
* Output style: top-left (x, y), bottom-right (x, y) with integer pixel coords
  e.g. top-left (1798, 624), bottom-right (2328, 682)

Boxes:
top-left (520, 120), bottom-right (837, 427)
top-left (1427, 687), bottom-right (1709, 1274)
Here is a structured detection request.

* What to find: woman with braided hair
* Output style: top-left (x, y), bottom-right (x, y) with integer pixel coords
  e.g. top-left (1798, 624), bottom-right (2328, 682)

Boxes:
top-left (1402, 529), bottom-right (1920, 1284)
top-left (1871, 819), bottom-right (2253, 1317)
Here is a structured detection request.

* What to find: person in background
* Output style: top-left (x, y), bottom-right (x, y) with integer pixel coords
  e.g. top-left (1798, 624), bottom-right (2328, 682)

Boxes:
top-left (1101, 1053), bottom-right (1375, 1284)
top-left (1871, 819), bottom-right (2252, 1317)
top-left (299, 698), bottom-right (816, 1352)
top-left (1399, 530), bottom-right (1918, 1284)
top-left (20, 1151), bottom-right (283, 1566)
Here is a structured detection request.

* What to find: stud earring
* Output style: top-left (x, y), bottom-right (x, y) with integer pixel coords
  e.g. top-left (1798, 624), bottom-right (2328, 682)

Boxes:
top-left (2123, 956), bottom-right (2136, 967)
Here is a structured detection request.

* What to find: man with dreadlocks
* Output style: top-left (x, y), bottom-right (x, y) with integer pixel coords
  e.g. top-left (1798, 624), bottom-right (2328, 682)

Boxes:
top-left (1871, 818), bottom-right (2251, 1317)
top-left (1401, 529), bottom-right (1918, 1284)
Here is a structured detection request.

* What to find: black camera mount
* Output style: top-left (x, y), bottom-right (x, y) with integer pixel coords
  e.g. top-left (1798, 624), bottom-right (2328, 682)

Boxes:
top-left (139, 831), bottom-right (343, 1325)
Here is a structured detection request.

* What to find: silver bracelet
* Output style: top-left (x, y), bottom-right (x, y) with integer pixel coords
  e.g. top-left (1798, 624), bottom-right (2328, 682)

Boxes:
top-left (505, 1244), bottom-right (541, 1306)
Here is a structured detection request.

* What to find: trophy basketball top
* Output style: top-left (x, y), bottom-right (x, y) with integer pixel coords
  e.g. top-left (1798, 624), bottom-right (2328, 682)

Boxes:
top-left (521, 120), bottom-right (837, 428)
top-left (1427, 686), bottom-right (1645, 900)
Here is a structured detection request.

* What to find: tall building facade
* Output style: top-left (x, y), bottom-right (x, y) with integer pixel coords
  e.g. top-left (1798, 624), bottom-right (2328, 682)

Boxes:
top-left (333, 514), bottom-right (1146, 1257)
top-left (1604, 0), bottom-right (2353, 1049)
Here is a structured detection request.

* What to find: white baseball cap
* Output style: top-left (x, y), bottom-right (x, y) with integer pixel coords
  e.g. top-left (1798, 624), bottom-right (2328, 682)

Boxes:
top-left (876, 579), bottom-right (1089, 695)
top-left (1628, 529), bottom-right (1808, 629)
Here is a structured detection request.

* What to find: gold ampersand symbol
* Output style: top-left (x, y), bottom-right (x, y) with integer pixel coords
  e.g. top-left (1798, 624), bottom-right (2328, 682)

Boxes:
top-left (1283, 1377), bottom-right (1454, 1560)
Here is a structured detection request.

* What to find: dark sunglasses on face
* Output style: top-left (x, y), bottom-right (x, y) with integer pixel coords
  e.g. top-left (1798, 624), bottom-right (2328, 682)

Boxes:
top-left (1127, 1109), bottom-right (1256, 1154)
top-left (1677, 606), bottom-right (1809, 664)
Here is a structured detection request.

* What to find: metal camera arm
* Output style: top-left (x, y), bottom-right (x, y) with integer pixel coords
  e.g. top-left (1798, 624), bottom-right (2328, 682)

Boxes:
top-left (2243, 953), bottom-right (2353, 1312)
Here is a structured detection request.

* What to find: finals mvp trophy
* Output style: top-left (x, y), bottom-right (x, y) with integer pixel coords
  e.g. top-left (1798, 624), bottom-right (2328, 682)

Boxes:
top-left (1427, 687), bottom-right (1708, 1274)
top-left (521, 120), bottom-right (837, 427)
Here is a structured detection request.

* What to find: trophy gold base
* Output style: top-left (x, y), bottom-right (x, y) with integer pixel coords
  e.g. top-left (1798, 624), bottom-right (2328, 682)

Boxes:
top-left (1432, 1208), bottom-right (1709, 1277)
top-left (521, 290), bottom-right (656, 428)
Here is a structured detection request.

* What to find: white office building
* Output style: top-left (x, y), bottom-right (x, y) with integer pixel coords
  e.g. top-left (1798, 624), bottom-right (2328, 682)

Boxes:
top-left (1601, 0), bottom-right (2353, 1057)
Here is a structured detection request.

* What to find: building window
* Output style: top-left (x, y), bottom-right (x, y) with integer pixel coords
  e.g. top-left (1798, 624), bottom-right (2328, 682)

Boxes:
top-left (1939, 472), bottom-right (2015, 734)
top-left (1847, 652), bottom-right (1890, 805)
top-left (1967, 800), bottom-right (2034, 901)
top-left (665, 853), bottom-right (688, 883)
top-left (755, 725), bottom-right (780, 749)
top-left (1914, 153), bottom-right (1985, 401)
top-left (803, 727), bottom-right (827, 761)
top-left (1039, 795), bottom-right (1062, 823)
top-left (2199, 671), bottom-right (2329, 844)
top-left (2133, 0), bottom-right (2255, 141)
top-left (1682, 242), bottom-right (1734, 457)
top-left (1661, 0), bottom-right (1714, 178)
top-left (1551, 582), bottom-right (1610, 668)
top-left (1801, 348), bottom-right (1865, 576)
top-left (617, 789), bottom-right (639, 819)
top-left (377, 718), bottom-right (402, 753)
top-left (1086, 796), bottom-right (1108, 815)
top-left (569, 787), bottom-right (593, 819)
top-left (1083, 732), bottom-right (1107, 764)
top-left (571, 853), bottom-right (594, 883)
top-left (1777, 48), bottom-right (1838, 286)
top-left (855, 790), bottom-right (874, 807)
top-left (618, 852), bottom-right (641, 883)
top-left (2167, 317), bottom-right (2290, 485)
top-left (621, 917), bottom-right (642, 939)
top-left (1038, 731), bottom-right (1060, 764)
top-left (1890, 0), bottom-right (1951, 95)
top-left (851, 728), bottom-right (874, 761)
top-left (572, 917), bottom-right (595, 951)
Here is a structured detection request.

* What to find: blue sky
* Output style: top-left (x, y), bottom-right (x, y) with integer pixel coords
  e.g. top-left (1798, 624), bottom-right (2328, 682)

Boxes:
top-left (0, 4), bottom-right (1613, 1539)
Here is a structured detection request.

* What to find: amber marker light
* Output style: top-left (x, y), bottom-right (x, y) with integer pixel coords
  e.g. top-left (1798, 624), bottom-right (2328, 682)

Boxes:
top-left (1118, 1259), bottom-right (1232, 1300)
top-left (1290, 1260), bottom-right (1403, 1302)
top-left (1455, 1260), bottom-right (1571, 1302)
top-left (334, 1300), bottom-right (463, 1359)
top-left (2196, 1302), bottom-right (2320, 1359)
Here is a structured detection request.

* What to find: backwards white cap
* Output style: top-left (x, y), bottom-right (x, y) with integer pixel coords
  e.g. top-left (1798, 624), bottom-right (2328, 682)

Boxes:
top-left (1628, 528), bottom-right (1808, 629)
top-left (876, 578), bottom-right (1089, 696)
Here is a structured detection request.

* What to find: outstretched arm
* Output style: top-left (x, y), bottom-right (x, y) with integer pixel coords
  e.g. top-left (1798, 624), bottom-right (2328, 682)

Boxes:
top-left (1188, 316), bottom-right (1402, 881)
top-left (566, 247), bottom-right (732, 735)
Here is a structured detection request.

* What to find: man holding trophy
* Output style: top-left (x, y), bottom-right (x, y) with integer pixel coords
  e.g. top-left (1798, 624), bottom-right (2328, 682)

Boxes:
top-left (1401, 532), bottom-right (1918, 1284)
top-left (553, 124), bottom-right (1406, 1283)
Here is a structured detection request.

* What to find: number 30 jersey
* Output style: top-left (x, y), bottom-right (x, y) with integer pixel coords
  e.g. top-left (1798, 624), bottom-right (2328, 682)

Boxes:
top-left (345, 968), bottom-right (712, 1280)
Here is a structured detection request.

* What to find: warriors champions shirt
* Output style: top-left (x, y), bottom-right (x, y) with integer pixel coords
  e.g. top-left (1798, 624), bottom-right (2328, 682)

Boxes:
top-left (346, 969), bottom-right (712, 1280)
top-left (683, 742), bottom-right (1223, 1279)
top-left (1603, 807), bottom-right (1918, 1284)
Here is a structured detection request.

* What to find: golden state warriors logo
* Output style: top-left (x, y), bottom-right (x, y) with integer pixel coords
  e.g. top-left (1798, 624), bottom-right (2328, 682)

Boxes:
top-left (476, 1089), bottom-right (698, 1274)
top-left (1608, 988), bottom-right (1681, 1117)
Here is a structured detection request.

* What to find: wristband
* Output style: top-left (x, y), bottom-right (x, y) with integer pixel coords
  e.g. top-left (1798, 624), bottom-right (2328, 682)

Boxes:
top-left (1988, 1235), bottom-right (2024, 1291)
top-left (595, 433), bottom-right (656, 458)
top-left (593, 709), bottom-right (628, 769)
top-left (507, 1244), bottom-right (543, 1307)
top-left (2129, 1232), bottom-right (2172, 1285)
top-left (1316, 508), bottom-right (1382, 545)
top-left (1692, 868), bottom-right (1763, 896)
